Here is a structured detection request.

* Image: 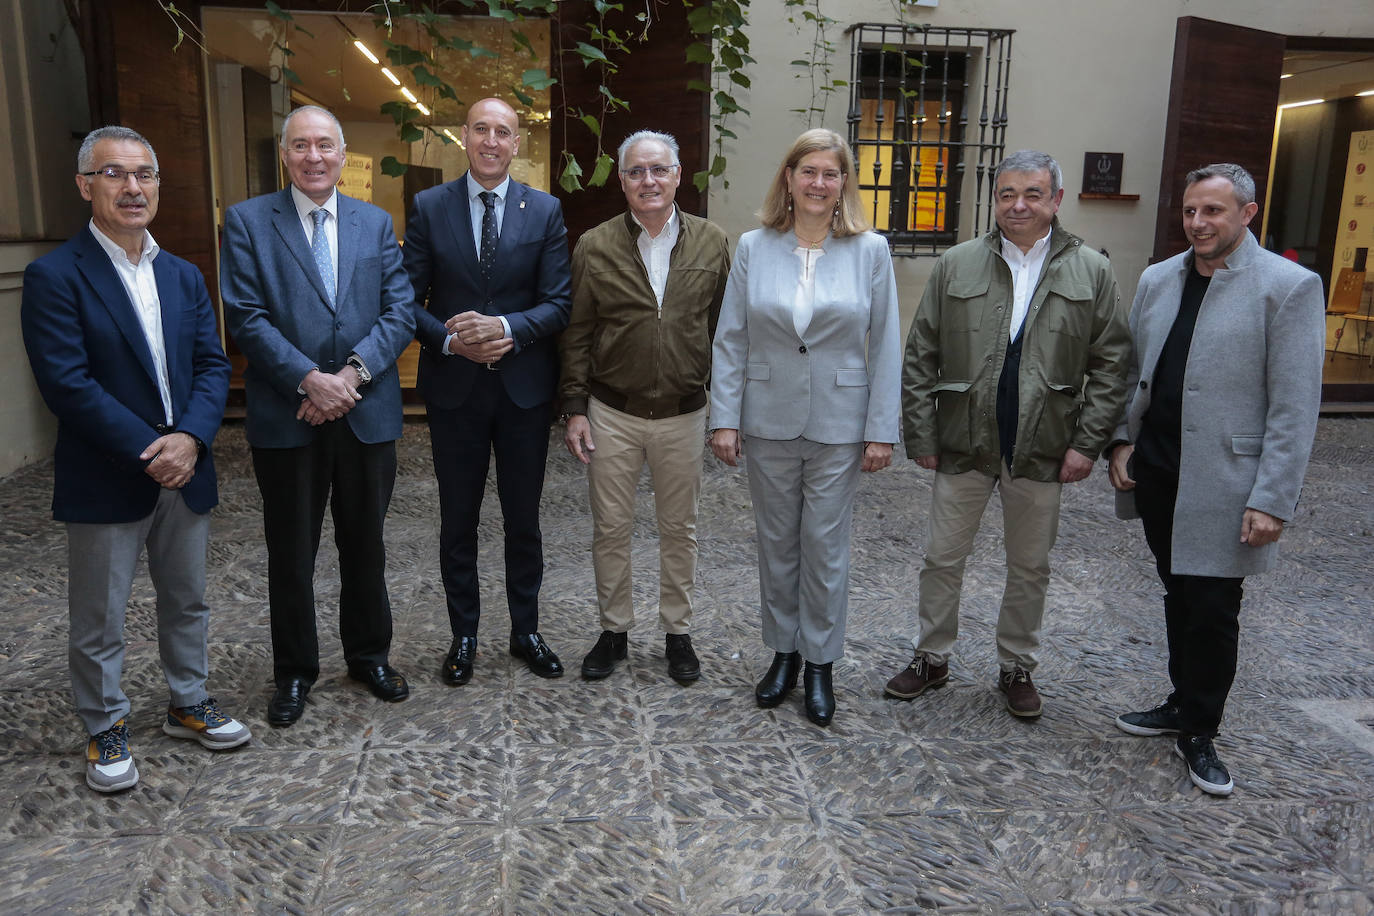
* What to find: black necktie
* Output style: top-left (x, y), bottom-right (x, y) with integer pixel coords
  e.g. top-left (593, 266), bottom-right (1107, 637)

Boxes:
top-left (479, 191), bottom-right (498, 282)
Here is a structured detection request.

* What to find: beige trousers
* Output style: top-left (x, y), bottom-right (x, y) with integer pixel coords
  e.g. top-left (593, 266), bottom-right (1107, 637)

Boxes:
top-left (587, 397), bottom-right (706, 634)
top-left (914, 462), bottom-right (1062, 672)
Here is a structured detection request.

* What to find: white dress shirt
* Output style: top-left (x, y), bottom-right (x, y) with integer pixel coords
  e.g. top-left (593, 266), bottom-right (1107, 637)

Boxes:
top-left (290, 184), bottom-right (338, 284)
top-left (790, 243), bottom-right (825, 338)
top-left (999, 228), bottom-right (1052, 341)
top-left (632, 206), bottom-right (679, 312)
top-left (88, 220), bottom-right (173, 425)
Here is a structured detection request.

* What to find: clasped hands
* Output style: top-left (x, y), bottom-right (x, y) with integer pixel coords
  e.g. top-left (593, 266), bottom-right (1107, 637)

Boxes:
top-left (445, 311), bottom-right (512, 365)
top-left (709, 429), bottom-right (892, 472)
top-left (297, 365), bottom-right (363, 426)
top-left (140, 431), bottom-right (199, 490)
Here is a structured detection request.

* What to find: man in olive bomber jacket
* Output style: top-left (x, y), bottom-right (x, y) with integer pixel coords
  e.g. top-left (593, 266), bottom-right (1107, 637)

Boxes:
top-left (558, 130), bottom-right (731, 684)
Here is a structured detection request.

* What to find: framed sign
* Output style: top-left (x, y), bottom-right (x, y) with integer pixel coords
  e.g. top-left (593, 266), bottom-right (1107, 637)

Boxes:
top-left (1082, 152), bottom-right (1124, 195)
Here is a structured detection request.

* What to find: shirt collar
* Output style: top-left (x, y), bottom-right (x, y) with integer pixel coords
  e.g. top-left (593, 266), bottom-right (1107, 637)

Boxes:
top-left (999, 227), bottom-right (1053, 262)
top-left (291, 185), bottom-right (337, 221)
top-left (468, 174), bottom-right (511, 205)
top-left (88, 219), bottom-right (159, 267)
top-left (630, 204), bottom-right (678, 241)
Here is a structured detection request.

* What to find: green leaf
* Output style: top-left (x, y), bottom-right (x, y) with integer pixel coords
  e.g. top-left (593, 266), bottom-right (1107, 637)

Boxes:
top-left (685, 43), bottom-right (714, 64)
top-left (729, 71), bottom-right (750, 88)
top-left (522, 68), bottom-right (556, 90)
top-left (790, 59), bottom-right (809, 66)
top-left (438, 85), bottom-right (460, 103)
top-left (386, 45), bottom-right (427, 66)
top-left (580, 114), bottom-right (601, 137)
top-left (400, 123), bottom-right (424, 143)
top-left (692, 169), bottom-right (710, 193)
top-left (686, 79), bottom-right (712, 94)
top-left (589, 152), bottom-right (615, 187)
top-left (559, 154), bottom-right (584, 193)
top-left (380, 156), bottom-right (408, 177)
top-left (281, 67), bottom-right (301, 85)
top-left (592, 0), bottom-right (623, 14)
top-left (469, 45), bottom-right (499, 60)
top-left (710, 154), bottom-right (727, 177)
top-left (511, 86), bottom-right (534, 106)
top-left (598, 84), bottom-right (629, 110)
top-left (278, 46), bottom-right (296, 57)
top-left (720, 46), bottom-right (743, 70)
top-left (264, 1), bottom-right (292, 21)
top-left (574, 42), bottom-right (609, 65)
top-left (685, 6), bottom-right (716, 34)
top-left (484, 1), bottom-right (516, 21)
top-left (413, 65), bottom-right (444, 88)
top-left (717, 126), bottom-right (737, 140)
top-left (293, 24), bottom-right (315, 39)
top-left (512, 29), bottom-right (536, 58)
top-left (434, 128), bottom-right (456, 145)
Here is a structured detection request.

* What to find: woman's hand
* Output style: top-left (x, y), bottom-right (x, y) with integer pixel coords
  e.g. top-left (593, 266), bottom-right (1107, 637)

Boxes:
top-left (711, 428), bottom-right (742, 467)
top-left (861, 442), bottom-right (892, 472)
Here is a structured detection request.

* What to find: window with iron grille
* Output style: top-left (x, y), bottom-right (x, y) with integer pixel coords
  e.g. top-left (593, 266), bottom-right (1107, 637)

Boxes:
top-left (846, 24), bottom-right (1014, 256)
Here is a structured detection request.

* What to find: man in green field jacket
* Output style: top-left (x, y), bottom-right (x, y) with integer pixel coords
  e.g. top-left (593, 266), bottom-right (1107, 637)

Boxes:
top-left (885, 149), bottom-right (1130, 719)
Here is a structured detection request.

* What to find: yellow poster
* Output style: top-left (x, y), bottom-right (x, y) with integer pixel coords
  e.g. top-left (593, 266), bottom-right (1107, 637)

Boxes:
top-left (338, 152), bottom-right (373, 202)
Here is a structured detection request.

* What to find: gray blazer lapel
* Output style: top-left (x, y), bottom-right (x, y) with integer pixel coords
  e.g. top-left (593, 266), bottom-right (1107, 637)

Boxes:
top-left (335, 195), bottom-right (360, 309)
top-left (271, 192), bottom-right (333, 310)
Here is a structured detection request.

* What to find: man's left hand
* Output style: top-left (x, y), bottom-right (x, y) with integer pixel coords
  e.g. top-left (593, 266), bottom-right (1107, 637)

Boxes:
top-left (1241, 508), bottom-right (1284, 547)
top-left (861, 442), bottom-right (892, 472)
top-left (140, 432), bottom-right (199, 489)
top-left (448, 311), bottom-right (508, 346)
top-left (1058, 447), bottom-right (1094, 484)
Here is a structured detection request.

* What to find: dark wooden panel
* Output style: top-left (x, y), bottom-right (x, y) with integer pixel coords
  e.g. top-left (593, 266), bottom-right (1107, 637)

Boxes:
top-left (1152, 16), bottom-right (1285, 263)
top-left (553, 1), bottom-right (711, 244)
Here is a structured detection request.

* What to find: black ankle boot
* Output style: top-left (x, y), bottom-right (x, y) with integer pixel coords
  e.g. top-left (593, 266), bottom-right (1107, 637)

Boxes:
top-left (754, 651), bottom-right (800, 708)
top-left (804, 661), bottom-right (834, 726)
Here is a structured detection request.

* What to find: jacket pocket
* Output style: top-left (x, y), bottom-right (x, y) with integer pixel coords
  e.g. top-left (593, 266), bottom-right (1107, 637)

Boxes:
top-left (932, 380), bottom-right (974, 456)
top-left (835, 368), bottom-right (868, 387)
top-left (945, 276), bottom-right (989, 331)
top-left (746, 363), bottom-right (770, 381)
top-left (1231, 435), bottom-right (1263, 455)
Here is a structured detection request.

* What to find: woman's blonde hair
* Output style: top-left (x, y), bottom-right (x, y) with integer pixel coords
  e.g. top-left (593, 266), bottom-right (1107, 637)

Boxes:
top-left (758, 128), bottom-right (870, 238)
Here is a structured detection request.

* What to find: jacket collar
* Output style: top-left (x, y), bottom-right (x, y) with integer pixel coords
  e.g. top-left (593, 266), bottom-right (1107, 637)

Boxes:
top-left (982, 216), bottom-right (1078, 260)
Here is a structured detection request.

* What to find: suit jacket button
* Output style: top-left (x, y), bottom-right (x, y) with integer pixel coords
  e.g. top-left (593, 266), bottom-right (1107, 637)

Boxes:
top-left (1140, 380), bottom-right (1148, 389)
top-left (799, 345), bottom-right (807, 354)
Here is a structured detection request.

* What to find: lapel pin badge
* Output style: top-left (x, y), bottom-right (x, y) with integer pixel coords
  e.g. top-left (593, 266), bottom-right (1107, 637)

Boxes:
top-left (520, 201), bottom-right (526, 209)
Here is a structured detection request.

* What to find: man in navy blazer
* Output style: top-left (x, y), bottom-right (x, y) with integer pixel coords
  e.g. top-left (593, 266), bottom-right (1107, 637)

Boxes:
top-left (221, 105), bottom-right (416, 726)
top-left (403, 97), bottom-right (572, 685)
top-left (22, 126), bottom-right (249, 793)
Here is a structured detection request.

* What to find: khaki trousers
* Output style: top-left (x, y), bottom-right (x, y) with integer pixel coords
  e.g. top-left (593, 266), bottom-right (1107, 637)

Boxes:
top-left (587, 397), bottom-right (706, 634)
top-left (914, 462), bottom-right (1062, 671)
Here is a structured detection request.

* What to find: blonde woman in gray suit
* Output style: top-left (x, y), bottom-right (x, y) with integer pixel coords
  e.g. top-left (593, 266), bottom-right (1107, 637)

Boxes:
top-left (710, 129), bottom-right (901, 726)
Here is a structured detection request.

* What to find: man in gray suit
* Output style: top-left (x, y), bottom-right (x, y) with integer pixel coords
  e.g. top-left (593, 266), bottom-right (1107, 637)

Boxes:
top-left (1108, 163), bottom-right (1324, 796)
top-left (222, 105), bottom-right (416, 726)
top-left (885, 149), bottom-right (1130, 719)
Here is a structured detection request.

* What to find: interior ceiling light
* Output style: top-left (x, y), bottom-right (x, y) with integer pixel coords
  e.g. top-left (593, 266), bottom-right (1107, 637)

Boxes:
top-left (354, 41), bottom-right (379, 65)
top-left (380, 67), bottom-right (401, 86)
top-left (443, 128), bottom-right (459, 142)
top-left (1280, 72), bottom-right (1293, 79)
top-left (1359, 89), bottom-right (1374, 97)
top-left (1279, 98), bottom-right (1324, 109)
top-left (417, 102), bottom-right (431, 116)
top-left (401, 87), bottom-right (418, 103)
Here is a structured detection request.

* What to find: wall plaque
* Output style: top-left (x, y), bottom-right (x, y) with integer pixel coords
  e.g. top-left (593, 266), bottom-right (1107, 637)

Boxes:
top-left (1082, 152), bottom-right (1124, 195)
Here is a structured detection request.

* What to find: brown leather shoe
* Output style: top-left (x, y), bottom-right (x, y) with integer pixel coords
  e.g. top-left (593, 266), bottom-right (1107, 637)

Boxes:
top-left (884, 655), bottom-right (948, 699)
top-left (997, 666), bottom-right (1042, 718)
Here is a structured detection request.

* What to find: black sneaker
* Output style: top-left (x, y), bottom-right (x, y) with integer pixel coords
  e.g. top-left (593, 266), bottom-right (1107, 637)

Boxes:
top-left (581, 630), bottom-right (627, 679)
top-left (1175, 735), bottom-right (1234, 797)
top-left (665, 633), bottom-right (701, 683)
top-left (1115, 701), bottom-right (1181, 736)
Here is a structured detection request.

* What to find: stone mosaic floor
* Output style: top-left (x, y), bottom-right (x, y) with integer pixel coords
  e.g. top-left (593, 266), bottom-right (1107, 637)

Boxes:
top-left (0, 418), bottom-right (1371, 914)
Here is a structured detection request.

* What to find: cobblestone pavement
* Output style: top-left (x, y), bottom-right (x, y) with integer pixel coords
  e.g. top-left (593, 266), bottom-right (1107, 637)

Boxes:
top-left (0, 417), bottom-right (1371, 914)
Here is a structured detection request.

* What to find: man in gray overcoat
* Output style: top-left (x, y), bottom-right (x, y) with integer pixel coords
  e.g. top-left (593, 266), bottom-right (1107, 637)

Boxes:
top-left (1107, 163), bottom-right (1325, 797)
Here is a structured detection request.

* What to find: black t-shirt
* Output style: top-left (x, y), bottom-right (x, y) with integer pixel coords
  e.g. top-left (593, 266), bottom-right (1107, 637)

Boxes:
top-left (1136, 264), bottom-right (1211, 474)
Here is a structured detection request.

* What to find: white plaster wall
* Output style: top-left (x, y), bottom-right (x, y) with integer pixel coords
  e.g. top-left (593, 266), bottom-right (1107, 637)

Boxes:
top-left (710, 0), bottom-right (1374, 330)
top-left (0, 0), bottom-right (90, 479)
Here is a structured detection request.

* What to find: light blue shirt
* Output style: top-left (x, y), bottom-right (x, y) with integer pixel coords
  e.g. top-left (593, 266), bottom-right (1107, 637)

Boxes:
top-left (444, 173), bottom-right (512, 355)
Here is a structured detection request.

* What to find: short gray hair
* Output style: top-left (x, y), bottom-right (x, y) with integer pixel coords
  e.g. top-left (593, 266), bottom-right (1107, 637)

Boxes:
top-left (280, 105), bottom-right (346, 150)
top-left (617, 130), bottom-right (680, 170)
top-left (77, 126), bottom-right (158, 174)
top-left (995, 150), bottom-right (1062, 197)
top-left (1185, 163), bottom-right (1256, 206)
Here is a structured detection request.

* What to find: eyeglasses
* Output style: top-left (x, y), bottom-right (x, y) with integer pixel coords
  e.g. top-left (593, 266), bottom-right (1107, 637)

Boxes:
top-left (621, 165), bottom-right (679, 181)
top-left (81, 167), bottom-right (160, 185)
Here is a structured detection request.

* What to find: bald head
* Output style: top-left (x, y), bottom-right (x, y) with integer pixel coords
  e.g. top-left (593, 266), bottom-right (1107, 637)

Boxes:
top-left (462, 98), bottom-right (520, 189)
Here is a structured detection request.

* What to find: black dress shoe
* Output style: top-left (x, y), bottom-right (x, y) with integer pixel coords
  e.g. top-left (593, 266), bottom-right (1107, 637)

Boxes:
top-left (581, 630), bottom-right (627, 679)
top-left (349, 664), bottom-right (410, 702)
top-left (510, 632), bottom-right (564, 678)
top-left (665, 633), bottom-right (701, 683)
top-left (443, 636), bottom-right (477, 685)
top-left (268, 678), bottom-right (310, 727)
top-left (804, 661), bottom-right (835, 726)
top-left (755, 651), bottom-right (800, 708)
